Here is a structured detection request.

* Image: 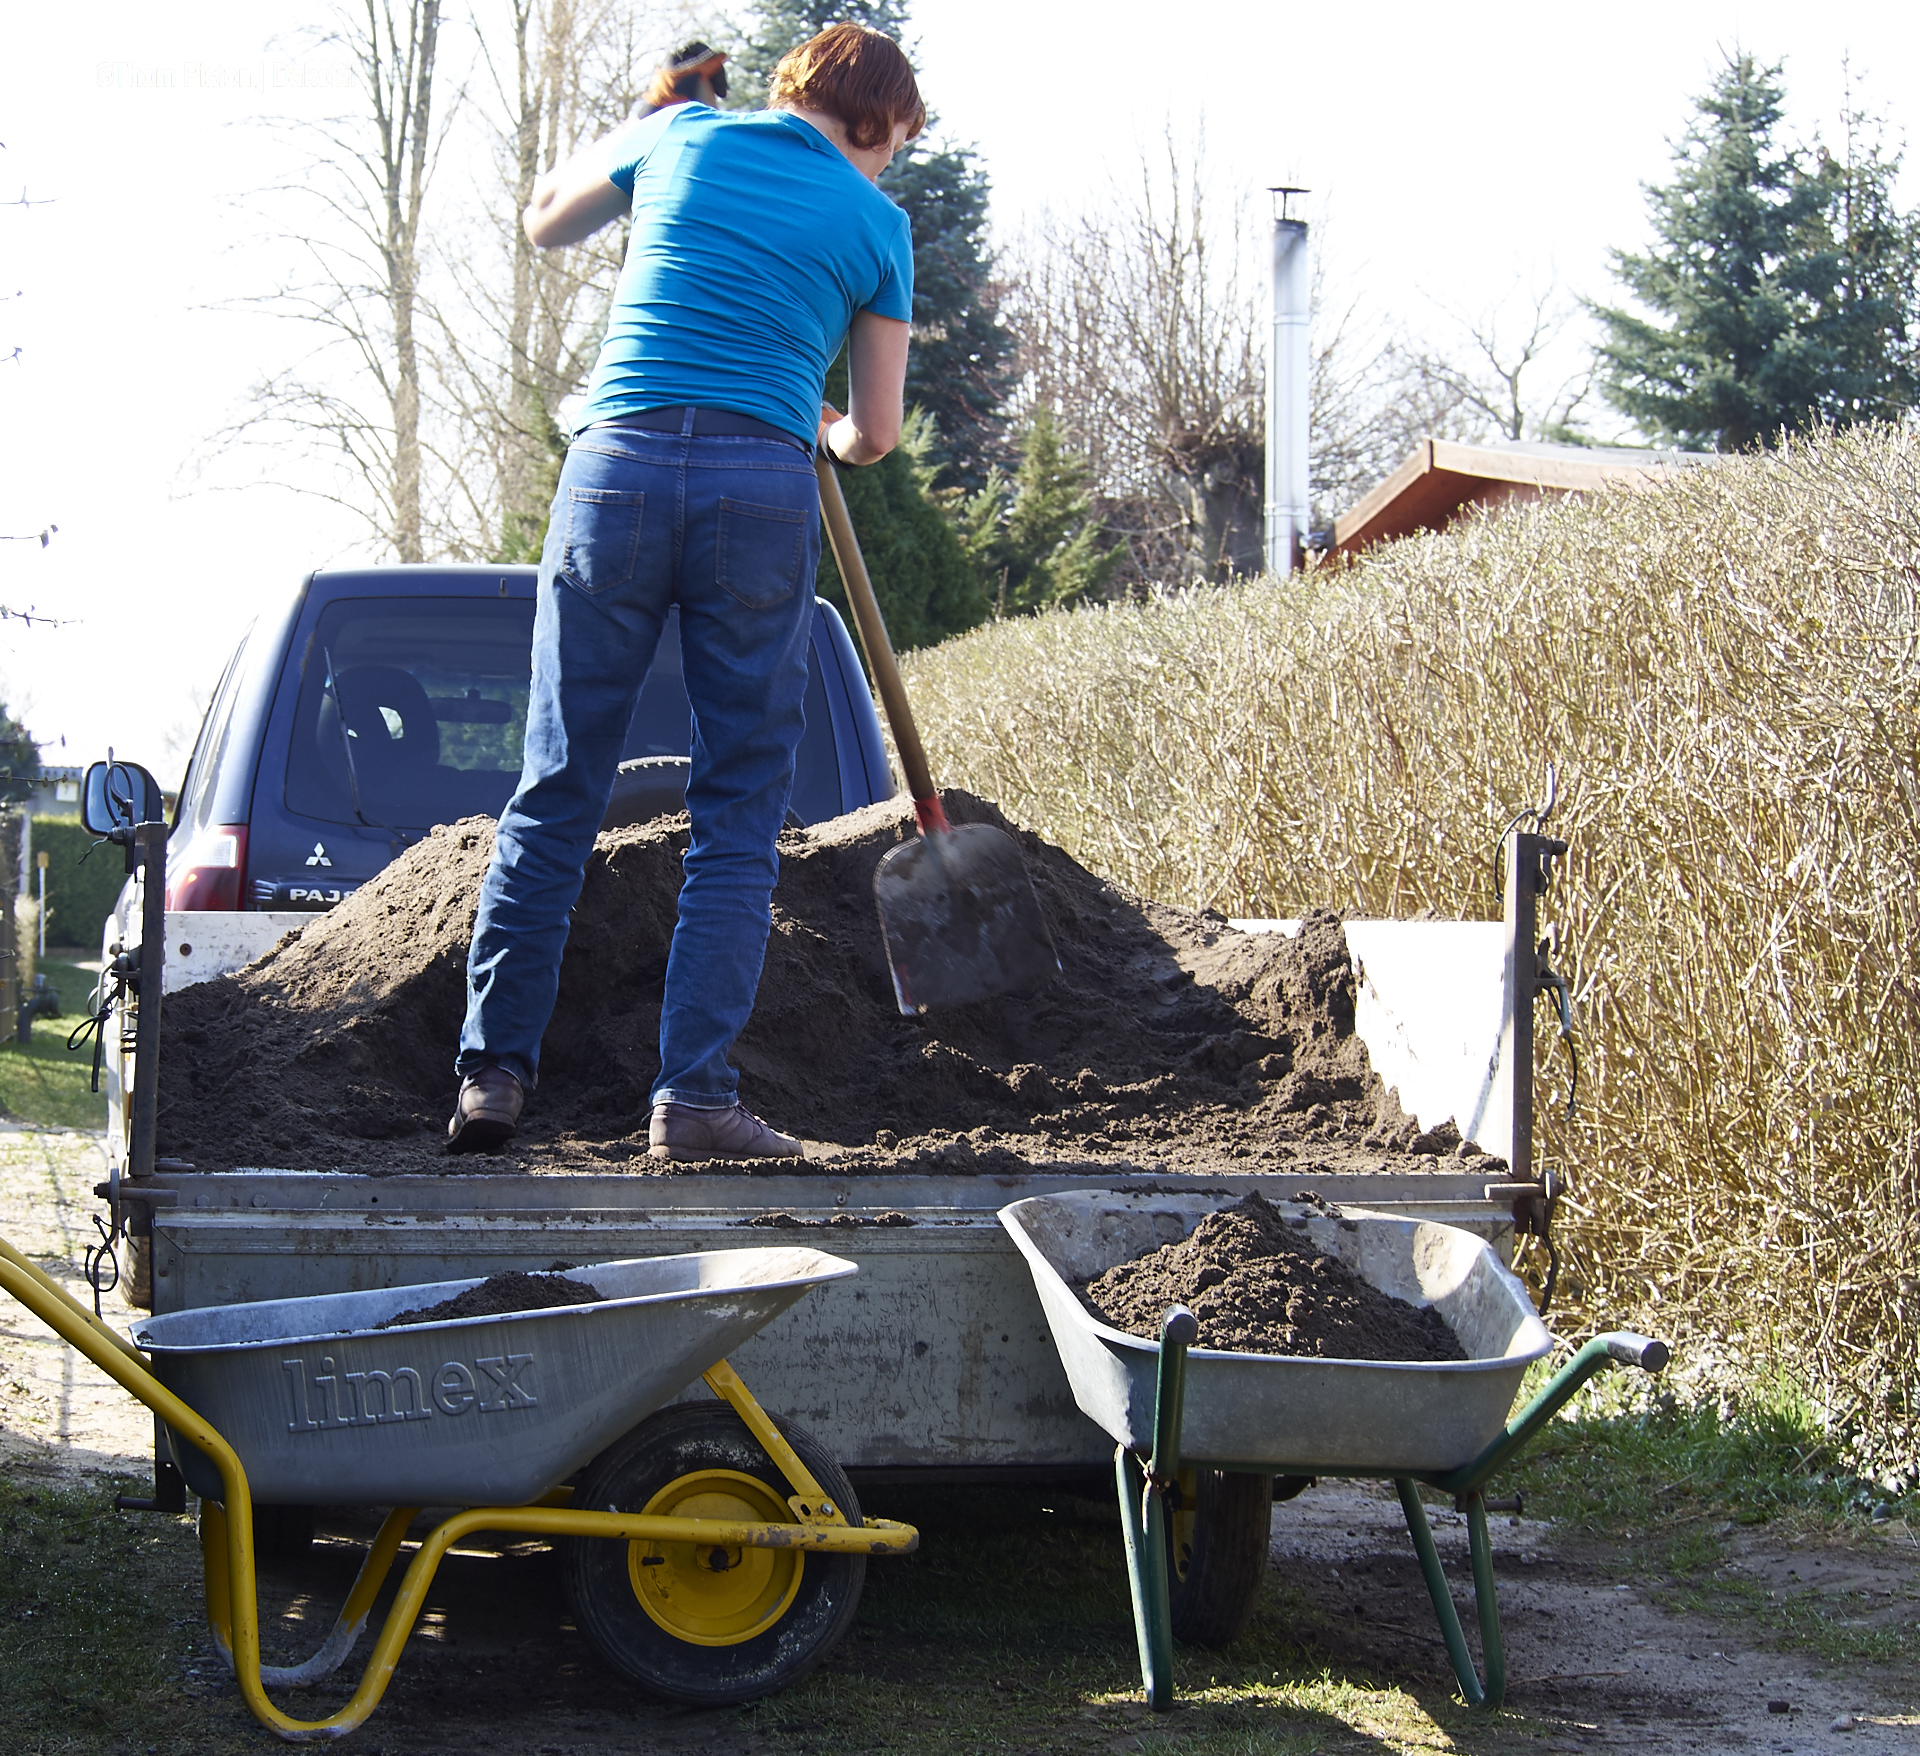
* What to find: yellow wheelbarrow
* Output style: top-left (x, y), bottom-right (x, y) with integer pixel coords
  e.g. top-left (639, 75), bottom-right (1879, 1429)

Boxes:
top-left (0, 1236), bottom-right (916, 1742)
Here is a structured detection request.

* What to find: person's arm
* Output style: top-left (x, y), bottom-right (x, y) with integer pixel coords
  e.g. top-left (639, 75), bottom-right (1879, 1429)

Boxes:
top-left (523, 145), bottom-right (634, 249)
top-left (820, 311), bottom-right (910, 464)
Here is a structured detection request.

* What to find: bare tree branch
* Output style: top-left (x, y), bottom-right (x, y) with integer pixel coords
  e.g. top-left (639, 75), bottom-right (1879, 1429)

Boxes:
top-left (1417, 282), bottom-right (1594, 445)
top-left (200, 1), bottom-right (455, 560)
top-left (1009, 130), bottom-right (1265, 586)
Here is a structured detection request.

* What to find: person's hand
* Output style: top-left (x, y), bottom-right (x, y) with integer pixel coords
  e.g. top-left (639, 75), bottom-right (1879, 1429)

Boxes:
top-left (817, 401), bottom-right (846, 459)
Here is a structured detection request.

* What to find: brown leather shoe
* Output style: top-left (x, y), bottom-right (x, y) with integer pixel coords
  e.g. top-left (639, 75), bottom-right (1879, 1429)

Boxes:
top-left (649, 1100), bottom-right (802, 1162)
top-left (447, 1066), bottom-right (524, 1153)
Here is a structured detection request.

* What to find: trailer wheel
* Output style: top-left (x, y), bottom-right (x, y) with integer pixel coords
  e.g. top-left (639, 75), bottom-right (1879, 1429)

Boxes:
top-left (1166, 1467), bottom-right (1272, 1646)
top-left (561, 1402), bottom-right (865, 1705)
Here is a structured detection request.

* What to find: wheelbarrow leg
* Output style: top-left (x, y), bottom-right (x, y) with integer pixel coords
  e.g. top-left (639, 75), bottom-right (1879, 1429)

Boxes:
top-left (203, 1504), bottom-right (417, 1689)
top-left (1116, 1446), bottom-right (1176, 1709)
top-left (1395, 1480), bottom-right (1505, 1708)
top-left (1115, 1305), bottom-right (1199, 1712)
top-left (1465, 1492), bottom-right (1506, 1708)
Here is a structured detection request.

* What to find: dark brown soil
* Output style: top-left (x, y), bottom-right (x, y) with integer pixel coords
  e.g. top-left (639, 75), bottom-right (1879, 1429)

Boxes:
top-left (153, 791), bottom-right (1504, 1181)
top-left (376, 1270), bottom-right (604, 1328)
top-left (734, 1209), bottom-right (916, 1228)
top-left (1082, 1191), bottom-right (1467, 1361)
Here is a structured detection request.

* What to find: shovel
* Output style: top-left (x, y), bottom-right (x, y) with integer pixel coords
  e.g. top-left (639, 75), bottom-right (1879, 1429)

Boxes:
top-left (814, 453), bottom-right (1059, 1013)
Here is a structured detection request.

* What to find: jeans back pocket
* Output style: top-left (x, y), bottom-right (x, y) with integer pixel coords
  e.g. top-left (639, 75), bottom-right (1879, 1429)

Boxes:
top-left (561, 486), bottom-right (645, 596)
top-left (716, 498), bottom-right (808, 609)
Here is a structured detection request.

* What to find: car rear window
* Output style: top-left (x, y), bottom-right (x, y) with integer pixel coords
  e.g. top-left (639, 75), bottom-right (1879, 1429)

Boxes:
top-left (280, 596), bottom-right (837, 831)
top-left (176, 627), bottom-right (253, 835)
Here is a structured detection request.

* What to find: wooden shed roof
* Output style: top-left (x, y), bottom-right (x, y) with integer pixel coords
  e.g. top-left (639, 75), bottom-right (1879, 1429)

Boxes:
top-left (1331, 438), bottom-right (1716, 557)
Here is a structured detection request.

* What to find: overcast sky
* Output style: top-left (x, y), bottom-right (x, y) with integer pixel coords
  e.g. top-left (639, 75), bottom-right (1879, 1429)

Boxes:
top-left (3, 0), bottom-right (1915, 774)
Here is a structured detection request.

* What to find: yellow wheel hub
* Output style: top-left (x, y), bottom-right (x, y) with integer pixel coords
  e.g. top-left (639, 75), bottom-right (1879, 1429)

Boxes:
top-left (1170, 1468), bottom-right (1198, 1584)
top-left (627, 1469), bottom-right (803, 1647)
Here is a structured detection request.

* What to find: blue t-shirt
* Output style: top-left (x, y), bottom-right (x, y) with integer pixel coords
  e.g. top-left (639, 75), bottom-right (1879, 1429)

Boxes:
top-left (573, 106), bottom-right (914, 447)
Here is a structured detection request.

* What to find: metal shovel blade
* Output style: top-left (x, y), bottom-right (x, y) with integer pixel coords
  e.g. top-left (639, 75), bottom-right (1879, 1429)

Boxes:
top-left (874, 823), bottom-right (1060, 1013)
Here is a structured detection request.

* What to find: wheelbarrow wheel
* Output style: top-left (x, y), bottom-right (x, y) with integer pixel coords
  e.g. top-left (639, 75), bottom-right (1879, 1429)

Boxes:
top-left (1167, 1467), bottom-right (1272, 1646)
top-left (561, 1401), bottom-right (865, 1706)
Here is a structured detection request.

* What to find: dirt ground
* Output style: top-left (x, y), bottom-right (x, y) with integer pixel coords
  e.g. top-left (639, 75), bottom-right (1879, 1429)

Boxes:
top-left (157, 1488), bottom-right (1914, 1756)
top-left (5, 1133), bottom-right (1914, 1755)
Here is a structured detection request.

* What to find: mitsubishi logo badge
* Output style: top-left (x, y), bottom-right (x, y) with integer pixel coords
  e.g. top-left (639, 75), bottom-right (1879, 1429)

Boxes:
top-left (306, 842), bottom-right (333, 868)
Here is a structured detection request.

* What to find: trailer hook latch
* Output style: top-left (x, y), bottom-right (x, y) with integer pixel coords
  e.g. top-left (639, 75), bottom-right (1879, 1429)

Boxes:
top-left (1535, 929), bottom-right (1579, 1122)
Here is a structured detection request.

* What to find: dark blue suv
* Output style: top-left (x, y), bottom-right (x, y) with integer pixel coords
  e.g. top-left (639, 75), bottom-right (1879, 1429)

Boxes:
top-left (164, 565), bottom-right (894, 912)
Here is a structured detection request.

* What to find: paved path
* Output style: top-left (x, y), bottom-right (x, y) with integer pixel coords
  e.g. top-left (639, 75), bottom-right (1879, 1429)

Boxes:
top-left (0, 1127), bottom-right (153, 1482)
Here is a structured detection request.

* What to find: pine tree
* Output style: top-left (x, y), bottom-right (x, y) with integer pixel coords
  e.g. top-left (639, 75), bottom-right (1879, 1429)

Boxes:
top-left (1594, 55), bottom-right (1833, 450)
top-left (959, 407), bottom-right (1116, 615)
top-left (1595, 56), bottom-right (1920, 450)
top-left (728, 0), bottom-right (913, 110)
top-left (880, 142), bottom-right (1016, 490)
top-left (493, 396), bottom-right (567, 564)
top-left (1804, 91), bottom-right (1920, 424)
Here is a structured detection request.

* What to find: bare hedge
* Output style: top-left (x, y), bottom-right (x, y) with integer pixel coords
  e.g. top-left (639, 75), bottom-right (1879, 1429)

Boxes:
top-left (901, 424), bottom-right (1920, 1482)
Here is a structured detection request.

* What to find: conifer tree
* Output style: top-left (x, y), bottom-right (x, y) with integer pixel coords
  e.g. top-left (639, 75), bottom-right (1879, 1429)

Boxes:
top-left (958, 407), bottom-right (1116, 615)
top-left (816, 412), bottom-right (989, 647)
top-left (1594, 55), bottom-right (1920, 449)
top-left (726, 1), bottom-right (1011, 644)
top-left (729, 0), bottom-right (914, 108)
top-left (880, 142), bottom-right (1016, 489)
top-left (1804, 92), bottom-right (1920, 424)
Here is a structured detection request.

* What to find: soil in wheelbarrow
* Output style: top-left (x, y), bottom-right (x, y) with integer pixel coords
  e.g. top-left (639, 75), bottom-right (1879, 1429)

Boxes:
top-left (153, 791), bottom-right (1507, 1179)
top-left (375, 1269), bottom-right (604, 1329)
top-left (1080, 1190), bottom-right (1467, 1361)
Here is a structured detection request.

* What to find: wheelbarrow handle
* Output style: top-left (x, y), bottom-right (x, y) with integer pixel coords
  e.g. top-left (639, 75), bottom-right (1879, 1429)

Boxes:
top-left (1149, 1303), bottom-right (1198, 1483)
top-left (814, 452), bottom-right (949, 833)
top-left (1436, 1330), bottom-right (1670, 1497)
top-left (1607, 1333), bottom-right (1671, 1373)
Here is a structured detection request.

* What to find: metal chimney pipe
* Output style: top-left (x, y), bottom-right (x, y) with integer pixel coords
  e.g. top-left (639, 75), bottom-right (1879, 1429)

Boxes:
top-left (1265, 201), bottom-right (1311, 575)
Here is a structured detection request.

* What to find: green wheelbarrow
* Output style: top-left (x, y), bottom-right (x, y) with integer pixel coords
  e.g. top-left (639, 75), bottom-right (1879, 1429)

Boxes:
top-left (1000, 1189), bottom-right (1669, 1711)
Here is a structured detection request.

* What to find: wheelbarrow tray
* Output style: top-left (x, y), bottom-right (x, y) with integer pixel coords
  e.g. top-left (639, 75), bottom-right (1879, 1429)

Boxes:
top-left (999, 1191), bottom-right (1551, 1474)
top-left (131, 1248), bottom-right (856, 1508)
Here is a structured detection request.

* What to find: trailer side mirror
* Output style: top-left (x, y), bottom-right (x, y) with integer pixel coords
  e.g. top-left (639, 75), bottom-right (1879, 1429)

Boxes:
top-left (83, 760), bottom-right (167, 835)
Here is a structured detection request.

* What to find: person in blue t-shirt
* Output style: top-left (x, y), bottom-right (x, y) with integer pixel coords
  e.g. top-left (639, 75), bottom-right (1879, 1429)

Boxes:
top-left (448, 24), bottom-right (923, 1157)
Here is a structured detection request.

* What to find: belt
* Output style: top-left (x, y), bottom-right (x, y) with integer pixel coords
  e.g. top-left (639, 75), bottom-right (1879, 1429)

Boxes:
top-left (589, 405), bottom-right (809, 451)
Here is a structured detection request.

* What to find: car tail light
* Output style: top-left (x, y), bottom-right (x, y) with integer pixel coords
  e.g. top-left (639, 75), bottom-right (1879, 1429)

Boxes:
top-left (166, 824), bottom-right (249, 911)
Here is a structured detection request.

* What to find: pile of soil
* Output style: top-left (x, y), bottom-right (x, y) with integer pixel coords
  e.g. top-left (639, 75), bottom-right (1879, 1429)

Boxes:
top-left (155, 791), bottom-right (1503, 1179)
top-left (377, 1270), bottom-right (604, 1329)
top-left (1081, 1191), bottom-right (1466, 1361)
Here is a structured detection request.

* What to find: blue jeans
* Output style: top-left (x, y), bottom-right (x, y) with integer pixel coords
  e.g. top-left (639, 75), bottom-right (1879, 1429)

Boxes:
top-left (457, 415), bottom-right (820, 1108)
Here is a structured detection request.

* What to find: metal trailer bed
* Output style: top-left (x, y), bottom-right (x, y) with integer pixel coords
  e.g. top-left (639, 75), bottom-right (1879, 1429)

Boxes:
top-left (95, 832), bottom-right (1574, 1598)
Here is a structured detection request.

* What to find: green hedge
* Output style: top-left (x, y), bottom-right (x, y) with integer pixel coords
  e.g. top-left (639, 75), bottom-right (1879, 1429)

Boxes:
top-left (31, 817), bottom-right (129, 950)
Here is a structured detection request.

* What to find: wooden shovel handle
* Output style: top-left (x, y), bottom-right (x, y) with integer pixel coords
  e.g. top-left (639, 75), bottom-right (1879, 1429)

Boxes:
top-left (814, 452), bottom-right (949, 832)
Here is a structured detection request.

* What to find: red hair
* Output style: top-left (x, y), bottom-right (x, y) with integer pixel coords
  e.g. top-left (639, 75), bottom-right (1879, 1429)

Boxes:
top-left (768, 24), bottom-right (925, 151)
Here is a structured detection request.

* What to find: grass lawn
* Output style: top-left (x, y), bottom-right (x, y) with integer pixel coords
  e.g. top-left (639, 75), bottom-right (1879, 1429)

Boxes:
top-left (0, 956), bottom-right (107, 1133)
top-left (0, 1472), bottom-right (240, 1756)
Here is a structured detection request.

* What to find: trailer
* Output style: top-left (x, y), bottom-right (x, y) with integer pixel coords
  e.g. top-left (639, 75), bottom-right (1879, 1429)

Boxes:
top-left (96, 826), bottom-right (1571, 1501)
